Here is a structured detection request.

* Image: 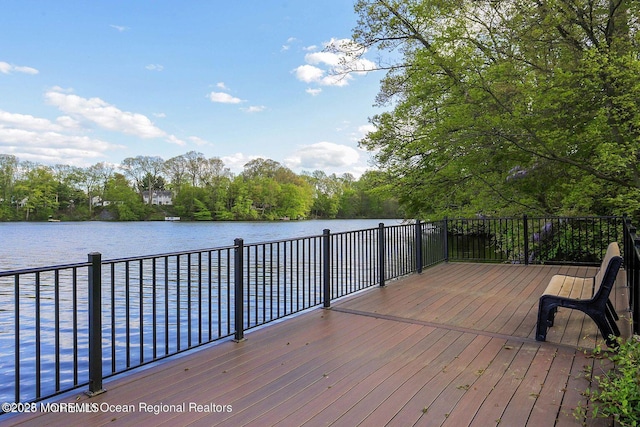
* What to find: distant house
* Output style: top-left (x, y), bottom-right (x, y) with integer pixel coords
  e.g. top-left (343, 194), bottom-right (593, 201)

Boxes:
top-left (91, 196), bottom-right (111, 207)
top-left (142, 190), bottom-right (173, 206)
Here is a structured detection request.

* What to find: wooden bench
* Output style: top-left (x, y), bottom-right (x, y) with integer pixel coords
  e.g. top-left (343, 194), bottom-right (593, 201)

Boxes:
top-left (536, 242), bottom-right (623, 347)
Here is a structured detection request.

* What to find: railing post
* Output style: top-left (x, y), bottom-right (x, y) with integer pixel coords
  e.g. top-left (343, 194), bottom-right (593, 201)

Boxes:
top-left (634, 238), bottom-right (640, 335)
top-left (234, 238), bottom-right (245, 342)
top-left (87, 252), bottom-right (105, 396)
top-left (415, 220), bottom-right (423, 273)
top-left (442, 217), bottom-right (449, 262)
top-left (322, 229), bottom-right (331, 308)
top-left (523, 214), bottom-right (530, 265)
top-left (379, 223), bottom-right (386, 287)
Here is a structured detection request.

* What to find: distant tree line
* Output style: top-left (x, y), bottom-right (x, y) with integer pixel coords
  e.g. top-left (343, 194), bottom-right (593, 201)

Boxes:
top-left (0, 152), bottom-right (402, 221)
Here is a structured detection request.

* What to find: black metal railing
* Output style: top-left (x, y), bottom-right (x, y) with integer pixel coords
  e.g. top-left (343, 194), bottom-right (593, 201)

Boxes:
top-left (446, 215), bottom-right (624, 265)
top-left (623, 218), bottom-right (640, 335)
top-left (1, 220), bottom-right (446, 407)
top-left (0, 215), bottom-right (631, 409)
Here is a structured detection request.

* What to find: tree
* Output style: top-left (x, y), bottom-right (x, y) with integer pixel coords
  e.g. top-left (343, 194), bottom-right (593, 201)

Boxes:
top-left (173, 184), bottom-right (211, 220)
top-left (14, 165), bottom-right (59, 220)
top-left (71, 162), bottom-right (113, 216)
top-left (164, 154), bottom-right (189, 193)
top-left (304, 170), bottom-right (341, 218)
top-left (120, 156), bottom-right (165, 205)
top-left (351, 0), bottom-right (640, 218)
top-left (0, 154), bottom-right (19, 220)
top-left (103, 173), bottom-right (147, 220)
top-left (183, 150), bottom-right (207, 187)
top-left (277, 183), bottom-right (313, 219)
top-left (242, 158), bottom-right (283, 180)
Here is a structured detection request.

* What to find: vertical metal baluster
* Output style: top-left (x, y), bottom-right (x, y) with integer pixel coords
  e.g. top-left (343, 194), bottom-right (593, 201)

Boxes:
top-left (208, 251), bottom-right (213, 342)
top-left (164, 257), bottom-right (169, 356)
top-left (35, 272), bottom-right (40, 398)
top-left (125, 261), bottom-right (130, 368)
top-left (176, 255), bottom-right (181, 351)
top-left (152, 257), bottom-right (157, 361)
top-left (187, 253), bottom-right (192, 348)
top-left (110, 263), bottom-right (116, 373)
top-left (198, 252), bottom-right (202, 344)
top-left (54, 270), bottom-right (60, 391)
top-left (277, 243), bottom-right (281, 318)
top-left (139, 259), bottom-right (144, 364)
top-left (72, 267), bottom-right (78, 385)
top-left (269, 243), bottom-right (274, 321)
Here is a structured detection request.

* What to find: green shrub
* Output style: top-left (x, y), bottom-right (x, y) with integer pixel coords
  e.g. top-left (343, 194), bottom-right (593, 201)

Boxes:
top-left (579, 336), bottom-right (640, 426)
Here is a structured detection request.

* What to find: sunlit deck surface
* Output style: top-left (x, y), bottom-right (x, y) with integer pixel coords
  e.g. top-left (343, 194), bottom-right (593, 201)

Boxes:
top-left (7, 262), bottom-right (631, 427)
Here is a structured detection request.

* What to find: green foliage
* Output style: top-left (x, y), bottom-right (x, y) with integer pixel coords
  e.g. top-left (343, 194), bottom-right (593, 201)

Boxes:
top-left (192, 198), bottom-right (212, 221)
top-left (0, 153), bottom-right (402, 221)
top-left (578, 336), bottom-right (640, 426)
top-left (103, 174), bottom-right (147, 221)
top-left (353, 0), bottom-right (640, 218)
top-left (14, 166), bottom-right (59, 220)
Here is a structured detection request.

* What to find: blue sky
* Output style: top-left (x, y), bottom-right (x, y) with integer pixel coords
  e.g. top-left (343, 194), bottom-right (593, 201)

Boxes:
top-left (0, 1), bottom-right (384, 177)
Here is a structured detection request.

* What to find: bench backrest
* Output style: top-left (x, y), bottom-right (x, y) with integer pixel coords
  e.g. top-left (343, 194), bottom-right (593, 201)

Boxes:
top-left (593, 242), bottom-right (623, 300)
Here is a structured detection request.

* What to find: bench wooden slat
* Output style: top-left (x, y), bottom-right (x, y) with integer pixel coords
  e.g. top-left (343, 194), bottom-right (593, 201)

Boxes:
top-left (543, 275), bottom-right (594, 300)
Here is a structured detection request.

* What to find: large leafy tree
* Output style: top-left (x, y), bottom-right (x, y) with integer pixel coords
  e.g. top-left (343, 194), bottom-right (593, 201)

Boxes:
top-left (351, 0), bottom-right (640, 217)
top-left (120, 155), bottom-right (165, 205)
top-left (14, 165), bottom-right (59, 220)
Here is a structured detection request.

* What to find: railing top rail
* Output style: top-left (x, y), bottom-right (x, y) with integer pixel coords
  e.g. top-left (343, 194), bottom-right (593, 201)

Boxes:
top-left (449, 215), bottom-right (623, 220)
top-left (102, 244), bottom-right (237, 265)
top-left (243, 233), bottom-right (325, 248)
top-left (526, 215), bottom-right (623, 220)
top-left (330, 227), bottom-right (379, 236)
top-left (0, 261), bottom-right (92, 278)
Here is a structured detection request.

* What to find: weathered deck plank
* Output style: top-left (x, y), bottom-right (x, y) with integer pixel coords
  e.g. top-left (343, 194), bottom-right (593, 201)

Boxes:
top-left (4, 262), bottom-right (628, 427)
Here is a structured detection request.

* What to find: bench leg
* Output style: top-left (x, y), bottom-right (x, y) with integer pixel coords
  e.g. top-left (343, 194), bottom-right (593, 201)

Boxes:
top-left (547, 306), bottom-right (557, 327)
top-left (605, 305), bottom-right (621, 338)
top-left (589, 312), bottom-right (618, 347)
top-left (536, 299), bottom-right (555, 342)
top-left (606, 299), bottom-right (619, 321)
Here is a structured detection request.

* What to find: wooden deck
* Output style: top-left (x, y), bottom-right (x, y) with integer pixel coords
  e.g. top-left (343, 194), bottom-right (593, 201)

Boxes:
top-left (5, 263), bottom-right (632, 426)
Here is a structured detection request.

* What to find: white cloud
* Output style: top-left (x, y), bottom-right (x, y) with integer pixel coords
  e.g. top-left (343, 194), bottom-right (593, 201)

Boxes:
top-left (293, 65), bottom-right (325, 84)
top-left (241, 105), bottom-right (266, 113)
top-left (0, 110), bottom-right (64, 132)
top-left (188, 136), bottom-right (210, 146)
top-left (282, 37), bottom-right (297, 51)
top-left (208, 91), bottom-right (243, 104)
top-left (355, 124), bottom-right (376, 139)
top-left (44, 87), bottom-right (184, 144)
top-left (305, 51), bottom-right (341, 67)
top-left (0, 61), bottom-right (39, 75)
top-left (55, 115), bottom-right (82, 129)
top-left (110, 24), bottom-right (128, 32)
top-left (0, 121), bottom-right (123, 165)
top-left (293, 38), bottom-right (376, 90)
top-left (284, 141), bottom-right (360, 170)
top-left (216, 82), bottom-right (229, 90)
top-left (145, 64), bottom-right (164, 71)
top-left (221, 152), bottom-right (261, 173)
top-left (306, 88), bottom-right (322, 96)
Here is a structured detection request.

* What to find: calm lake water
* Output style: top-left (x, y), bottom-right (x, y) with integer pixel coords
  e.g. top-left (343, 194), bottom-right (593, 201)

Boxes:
top-left (0, 219), bottom-right (406, 404)
top-left (0, 219), bottom-right (405, 271)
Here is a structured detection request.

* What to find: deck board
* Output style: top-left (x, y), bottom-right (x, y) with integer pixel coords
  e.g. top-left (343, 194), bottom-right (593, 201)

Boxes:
top-left (4, 262), bottom-right (629, 427)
